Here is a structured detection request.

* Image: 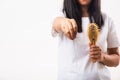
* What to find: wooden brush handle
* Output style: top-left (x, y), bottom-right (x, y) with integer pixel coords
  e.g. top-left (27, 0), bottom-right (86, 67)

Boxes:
top-left (91, 42), bottom-right (97, 63)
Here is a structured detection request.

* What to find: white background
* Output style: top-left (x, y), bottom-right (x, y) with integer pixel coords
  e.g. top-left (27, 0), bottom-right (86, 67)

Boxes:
top-left (0, 0), bottom-right (120, 80)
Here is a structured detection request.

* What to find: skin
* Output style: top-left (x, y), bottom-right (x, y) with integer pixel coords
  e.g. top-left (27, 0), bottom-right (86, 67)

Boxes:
top-left (53, 17), bottom-right (78, 40)
top-left (52, 0), bottom-right (120, 67)
top-left (78, 0), bottom-right (92, 6)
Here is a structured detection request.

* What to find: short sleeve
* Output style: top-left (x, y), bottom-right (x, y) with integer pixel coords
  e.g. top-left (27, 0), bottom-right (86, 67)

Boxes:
top-left (107, 18), bottom-right (120, 48)
top-left (51, 11), bottom-right (65, 37)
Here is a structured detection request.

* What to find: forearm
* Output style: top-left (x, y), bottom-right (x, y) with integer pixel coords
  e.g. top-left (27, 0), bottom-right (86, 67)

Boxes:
top-left (100, 53), bottom-right (119, 67)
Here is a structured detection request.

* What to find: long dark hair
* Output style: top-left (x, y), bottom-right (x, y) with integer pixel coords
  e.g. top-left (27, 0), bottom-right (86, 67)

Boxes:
top-left (63, 0), bottom-right (104, 32)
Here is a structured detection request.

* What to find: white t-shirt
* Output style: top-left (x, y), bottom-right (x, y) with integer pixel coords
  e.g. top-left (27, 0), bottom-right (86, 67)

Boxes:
top-left (52, 13), bottom-right (120, 80)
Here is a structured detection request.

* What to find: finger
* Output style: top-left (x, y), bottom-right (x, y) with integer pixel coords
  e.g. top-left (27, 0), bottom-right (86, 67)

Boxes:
top-left (64, 24), bottom-right (69, 33)
top-left (90, 54), bottom-right (101, 58)
top-left (89, 43), bottom-right (92, 47)
top-left (61, 23), bottom-right (71, 39)
top-left (70, 19), bottom-right (78, 36)
top-left (66, 32), bottom-right (72, 40)
top-left (90, 52), bottom-right (98, 55)
top-left (90, 45), bottom-right (100, 50)
top-left (67, 21), bottom-right (75, 39)
top-left (61, 25), bottom-right (65, 33)
top-left (61, 22), bottom-right (68, 32)
top-left (61, 22), bottom-right (73, 40)
top-left (90, 45), bottom-right (96, 48)
top-left (90, 48), bottom-right (101, 52)
top-left (90, 57), bottom-right (98, 60)
top-left (89, 56), bottom-right (97, 63)
top-left (89, 53), bottom-right (97, 63)
top-left (91, 59), bottom-right (97, 63)
top-left (70, 23), bottom-right (77, 38)
top-left (90, 51), bottom-right (101, 55)
top-left (90, 51), bottom-right (101, 59)
top-left (64, 26), bottom-right (72, 40)
top-left (91, 45), bottom-right (100, 48)
top-left (95, 45), bottom-right (100, 48)
top-left (90, 45), bottom-right (95, 49)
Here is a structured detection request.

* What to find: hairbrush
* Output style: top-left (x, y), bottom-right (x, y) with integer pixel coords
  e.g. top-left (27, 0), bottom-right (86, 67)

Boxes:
top-left (87, 23), bottom-right (99, 62)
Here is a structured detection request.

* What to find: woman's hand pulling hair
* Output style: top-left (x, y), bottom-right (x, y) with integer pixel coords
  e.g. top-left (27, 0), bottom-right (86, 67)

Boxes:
top-left (60, 18), bottom-right (78, 40)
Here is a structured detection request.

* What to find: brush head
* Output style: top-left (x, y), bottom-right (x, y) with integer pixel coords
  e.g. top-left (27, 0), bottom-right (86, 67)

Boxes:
top-left (87, 23), bottom-right (99, 45)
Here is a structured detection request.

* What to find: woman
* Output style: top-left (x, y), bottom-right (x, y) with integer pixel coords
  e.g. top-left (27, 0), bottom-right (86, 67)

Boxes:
top-left (52, 0), bottom-right (120, 80)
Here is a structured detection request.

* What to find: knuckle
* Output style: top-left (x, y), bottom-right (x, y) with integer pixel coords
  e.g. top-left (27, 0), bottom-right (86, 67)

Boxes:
top-left (64, 31), bottom-right (68, 34)
top-left (61, 26), bottom-right (65, 31)
top-left (70, 19), bottom-right (75, 21)
top-left (91, 52), bottom-right (93, 55)
top-left (61, 25), bottom-right (64, 29)
top-left (67, 19), bottom-right (71, 22)
top-left (91, 48), bottom-right (94, 51)
top-left (65, 30), bottom-right (69, 34)
top-left (69, 27), bottom-right (73, 30)
top-left (65, 19), bottom-right (69, 24)
top-left (73, 25), bottom-right (77, 28)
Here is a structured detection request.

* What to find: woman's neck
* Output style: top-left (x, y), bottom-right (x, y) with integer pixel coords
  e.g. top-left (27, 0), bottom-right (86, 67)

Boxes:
top-left (81, 6), bottom-right (89, 17)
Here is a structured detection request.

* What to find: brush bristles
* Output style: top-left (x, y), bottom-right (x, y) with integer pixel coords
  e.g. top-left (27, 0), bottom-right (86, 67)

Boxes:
top-left (87, 23), bottom-right (99, 45)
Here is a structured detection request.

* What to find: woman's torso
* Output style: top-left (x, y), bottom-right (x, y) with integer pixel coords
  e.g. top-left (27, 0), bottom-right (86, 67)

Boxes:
top-left (57, 14), bottom-right (111, 80)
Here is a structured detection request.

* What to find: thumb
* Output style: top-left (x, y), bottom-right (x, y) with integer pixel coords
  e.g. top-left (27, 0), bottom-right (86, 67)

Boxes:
top-left (89, 43), bottom-right (92, 47)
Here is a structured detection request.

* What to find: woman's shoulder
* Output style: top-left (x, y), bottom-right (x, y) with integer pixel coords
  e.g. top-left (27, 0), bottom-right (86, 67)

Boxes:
top-left (102, 12), bottom-right (113, 21)
top-left (102, 12), bottom-right (114, 25)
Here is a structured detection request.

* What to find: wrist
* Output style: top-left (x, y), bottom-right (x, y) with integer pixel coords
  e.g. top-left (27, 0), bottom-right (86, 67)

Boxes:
top-left (99, 53), bottom-right (106, 64)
